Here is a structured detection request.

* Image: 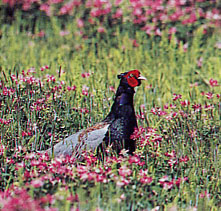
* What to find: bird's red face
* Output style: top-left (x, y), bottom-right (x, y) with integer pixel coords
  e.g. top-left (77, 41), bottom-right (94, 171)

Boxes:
top-left (123, 70), bottom-right (146, 87)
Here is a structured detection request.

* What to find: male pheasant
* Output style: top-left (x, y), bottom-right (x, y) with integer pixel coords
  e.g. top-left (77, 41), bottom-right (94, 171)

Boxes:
top-left (44, 70), bottom-right (146, 158)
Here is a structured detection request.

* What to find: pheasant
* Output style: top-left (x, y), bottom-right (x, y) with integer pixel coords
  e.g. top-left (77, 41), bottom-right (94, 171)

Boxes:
top-left (44, 70), bottom-right (146, 158)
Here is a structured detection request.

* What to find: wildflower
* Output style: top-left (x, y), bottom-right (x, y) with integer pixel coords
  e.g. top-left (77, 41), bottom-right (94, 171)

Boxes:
top-left (118, 165), bottom-right (132, 177)
top-left (77, 18), bottom-right (84, 28)
top-left (45, 74), bottom-right (55, 83)
top-left (112, 8), bottom-right (123, 19)
top-left (82, 85), bottom-right (89, 96)
top-left (180, 100), bottom-right (190, 107)
top-left (27, 67), bottom-right (36, 74)
top-left (179, 155), bottom-right (189, 163)
top-left (109, 86), bottom-right (116, 93)
top-left (15, 162), bottom-right (25, 170)
top-left (97, 26), bottom-right (106, 33)
top-left (192, 103), bottom-right (202, 112)
top-left (155, 28), bottom-right (162, 36)
top-left (165, 150), bottom-right (176, 158)
top-left (151, 107), bottom-right (167, 116)
top-left (40, 4), bottom-right (52, 16)
top-left (138, 169), bottom-right (153, 184)
top-left (22, 131), bottom-right (28, 137)
top-left (209, 78), bottom-right (218, 87)
top-left (204, 104), bottom-right (214, 111)
top-left (67, 85), bottom-right (77, 91)
top-left (169, 27), bottom-right (177, 34)
top-left (0, 145), bottom-right (6, 155)
top-left (40, 65), bottom-right (49, 71)
top-left (183, 43), bottom-right (188, 52)
top-left (205, 92), bottom-right (213, 99)
top-left (60, 30), bottom-right (70, 36)
top-left (159, 176), bottom-right (174, 190)
top-left (173, 93), bottom-right (182, 101)
top-left (132, 39), bottom-right (139, 47)
top-left (81, 72), bottom-right (92, 78)
top-left (30, 179), bottom-right (44, 188)
top-left (200, 190), bottom-right (210, 198)
top-left (116, 177), bottom-right (130, 187)
top-left (1, 188), bottom-right (43, 211)
top-left (59, 2), bottom-right (74, 15)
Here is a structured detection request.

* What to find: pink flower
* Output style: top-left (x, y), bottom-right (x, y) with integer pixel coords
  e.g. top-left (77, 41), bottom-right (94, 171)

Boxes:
top-left (40, 65), bottom-right (49, 71)
top-left (180, 100), bottom-right (190, 107)
top-left (205, 92), bottom-right (213, 99)
top-left (109, 86), bottom-right (116, 93)
top-left (183, 43), bottom-right (188, 52)
top-left (77, 19), bottom-right (84, 28)
top-left (60, 30), bottom-right (70, 36)
top-left (204, 104), bottom-right (214, 111)
top-left (97, 26), bottom-right (106, 33)
top-left (40, 4), bottom-right (51, 16)
top-left (59, 2), bottom-right (75, 15)
top-left (200, 190), bottom-right (210, 198)
top-left (169, 9), bottom-right (183, 21)
top-left (118, 165), bottom-right (132, 177)
top-left (67, 85), bottom-right (76, 91)
top-left (31, 179), bottom-right (44, 188)
top-left (192, 103), bottom-right (202, 112)
top-left (169, 27), bottom-right (177, 34)
top-left (182, 12), bottom-right (197, 24)
top-left (139, 169), bottom-right (152, 184)
top-left (133, 8), bottom-right (142, 16)
top-left (22, 131), bottom-right (28, 137)
top-left (155, 28), bottom-right (162, 36)
top-left (112, 8), bottom-right (123, 19)
top-left (172, 93), bottom-right (182, 101)
top-left (179, 155), bottom-right (189, 163)
top-left (165, 150), bottom-right (176, 158)
top-left (159, 178), bottom-right (174, 190)
top-left (209, 78), bottom-right (218, 87)
top-left (116, 176), bottom-right (130, 187)
top-left (115, 0), bottom-right (122, 6)
top-left (132, 39), bottom-right (139, 47)
top-left (81, 72), bottom-right (92, 78)
top-left (82, 85), bottom-right (89, 96)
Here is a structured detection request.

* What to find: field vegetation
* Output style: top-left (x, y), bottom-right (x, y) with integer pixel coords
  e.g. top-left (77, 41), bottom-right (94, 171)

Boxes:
top-left (0, 0), bottom-right (220, 210)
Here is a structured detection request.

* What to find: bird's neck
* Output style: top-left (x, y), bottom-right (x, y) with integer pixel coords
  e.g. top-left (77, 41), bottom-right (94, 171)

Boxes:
top-left (104, 85), bottom-right (136, 122)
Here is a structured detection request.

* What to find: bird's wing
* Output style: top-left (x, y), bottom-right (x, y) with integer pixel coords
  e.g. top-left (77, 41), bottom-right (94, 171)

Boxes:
top-left (46, 122), bottom-right (110, 158)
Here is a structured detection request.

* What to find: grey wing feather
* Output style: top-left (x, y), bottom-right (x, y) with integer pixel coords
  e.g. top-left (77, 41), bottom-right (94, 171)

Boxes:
top-left (45, 124), bottom-right (110, 158)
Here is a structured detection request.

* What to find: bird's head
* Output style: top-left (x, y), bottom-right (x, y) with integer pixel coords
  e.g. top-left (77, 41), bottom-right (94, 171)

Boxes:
top-left (117, 70), bottom-right (146, 88)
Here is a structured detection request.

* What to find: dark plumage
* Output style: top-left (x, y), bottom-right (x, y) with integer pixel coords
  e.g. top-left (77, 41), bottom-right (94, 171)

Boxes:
top-left (44, 70), bottom-right (146, 158)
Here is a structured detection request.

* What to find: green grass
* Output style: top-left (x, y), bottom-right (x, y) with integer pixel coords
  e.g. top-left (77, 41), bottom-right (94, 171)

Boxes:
top-left (0, 19), bottom-right (220, 210)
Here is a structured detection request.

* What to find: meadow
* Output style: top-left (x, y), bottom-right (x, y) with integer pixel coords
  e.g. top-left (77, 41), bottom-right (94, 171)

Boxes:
top-left (0, 0), bottom-right (220, 210)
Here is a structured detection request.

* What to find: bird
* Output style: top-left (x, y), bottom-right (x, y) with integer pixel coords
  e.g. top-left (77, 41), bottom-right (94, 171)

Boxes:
top-left (43, 70), bottom-right (146, 159)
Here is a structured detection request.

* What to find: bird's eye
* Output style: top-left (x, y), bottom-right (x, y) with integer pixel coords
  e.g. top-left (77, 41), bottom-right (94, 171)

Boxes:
top-left (128, 74), bottom-right (134, 78)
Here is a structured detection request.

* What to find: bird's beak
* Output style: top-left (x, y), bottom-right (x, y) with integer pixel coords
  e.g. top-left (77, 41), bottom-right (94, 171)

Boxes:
top-left (138, 75), bottom-right (147, 80)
